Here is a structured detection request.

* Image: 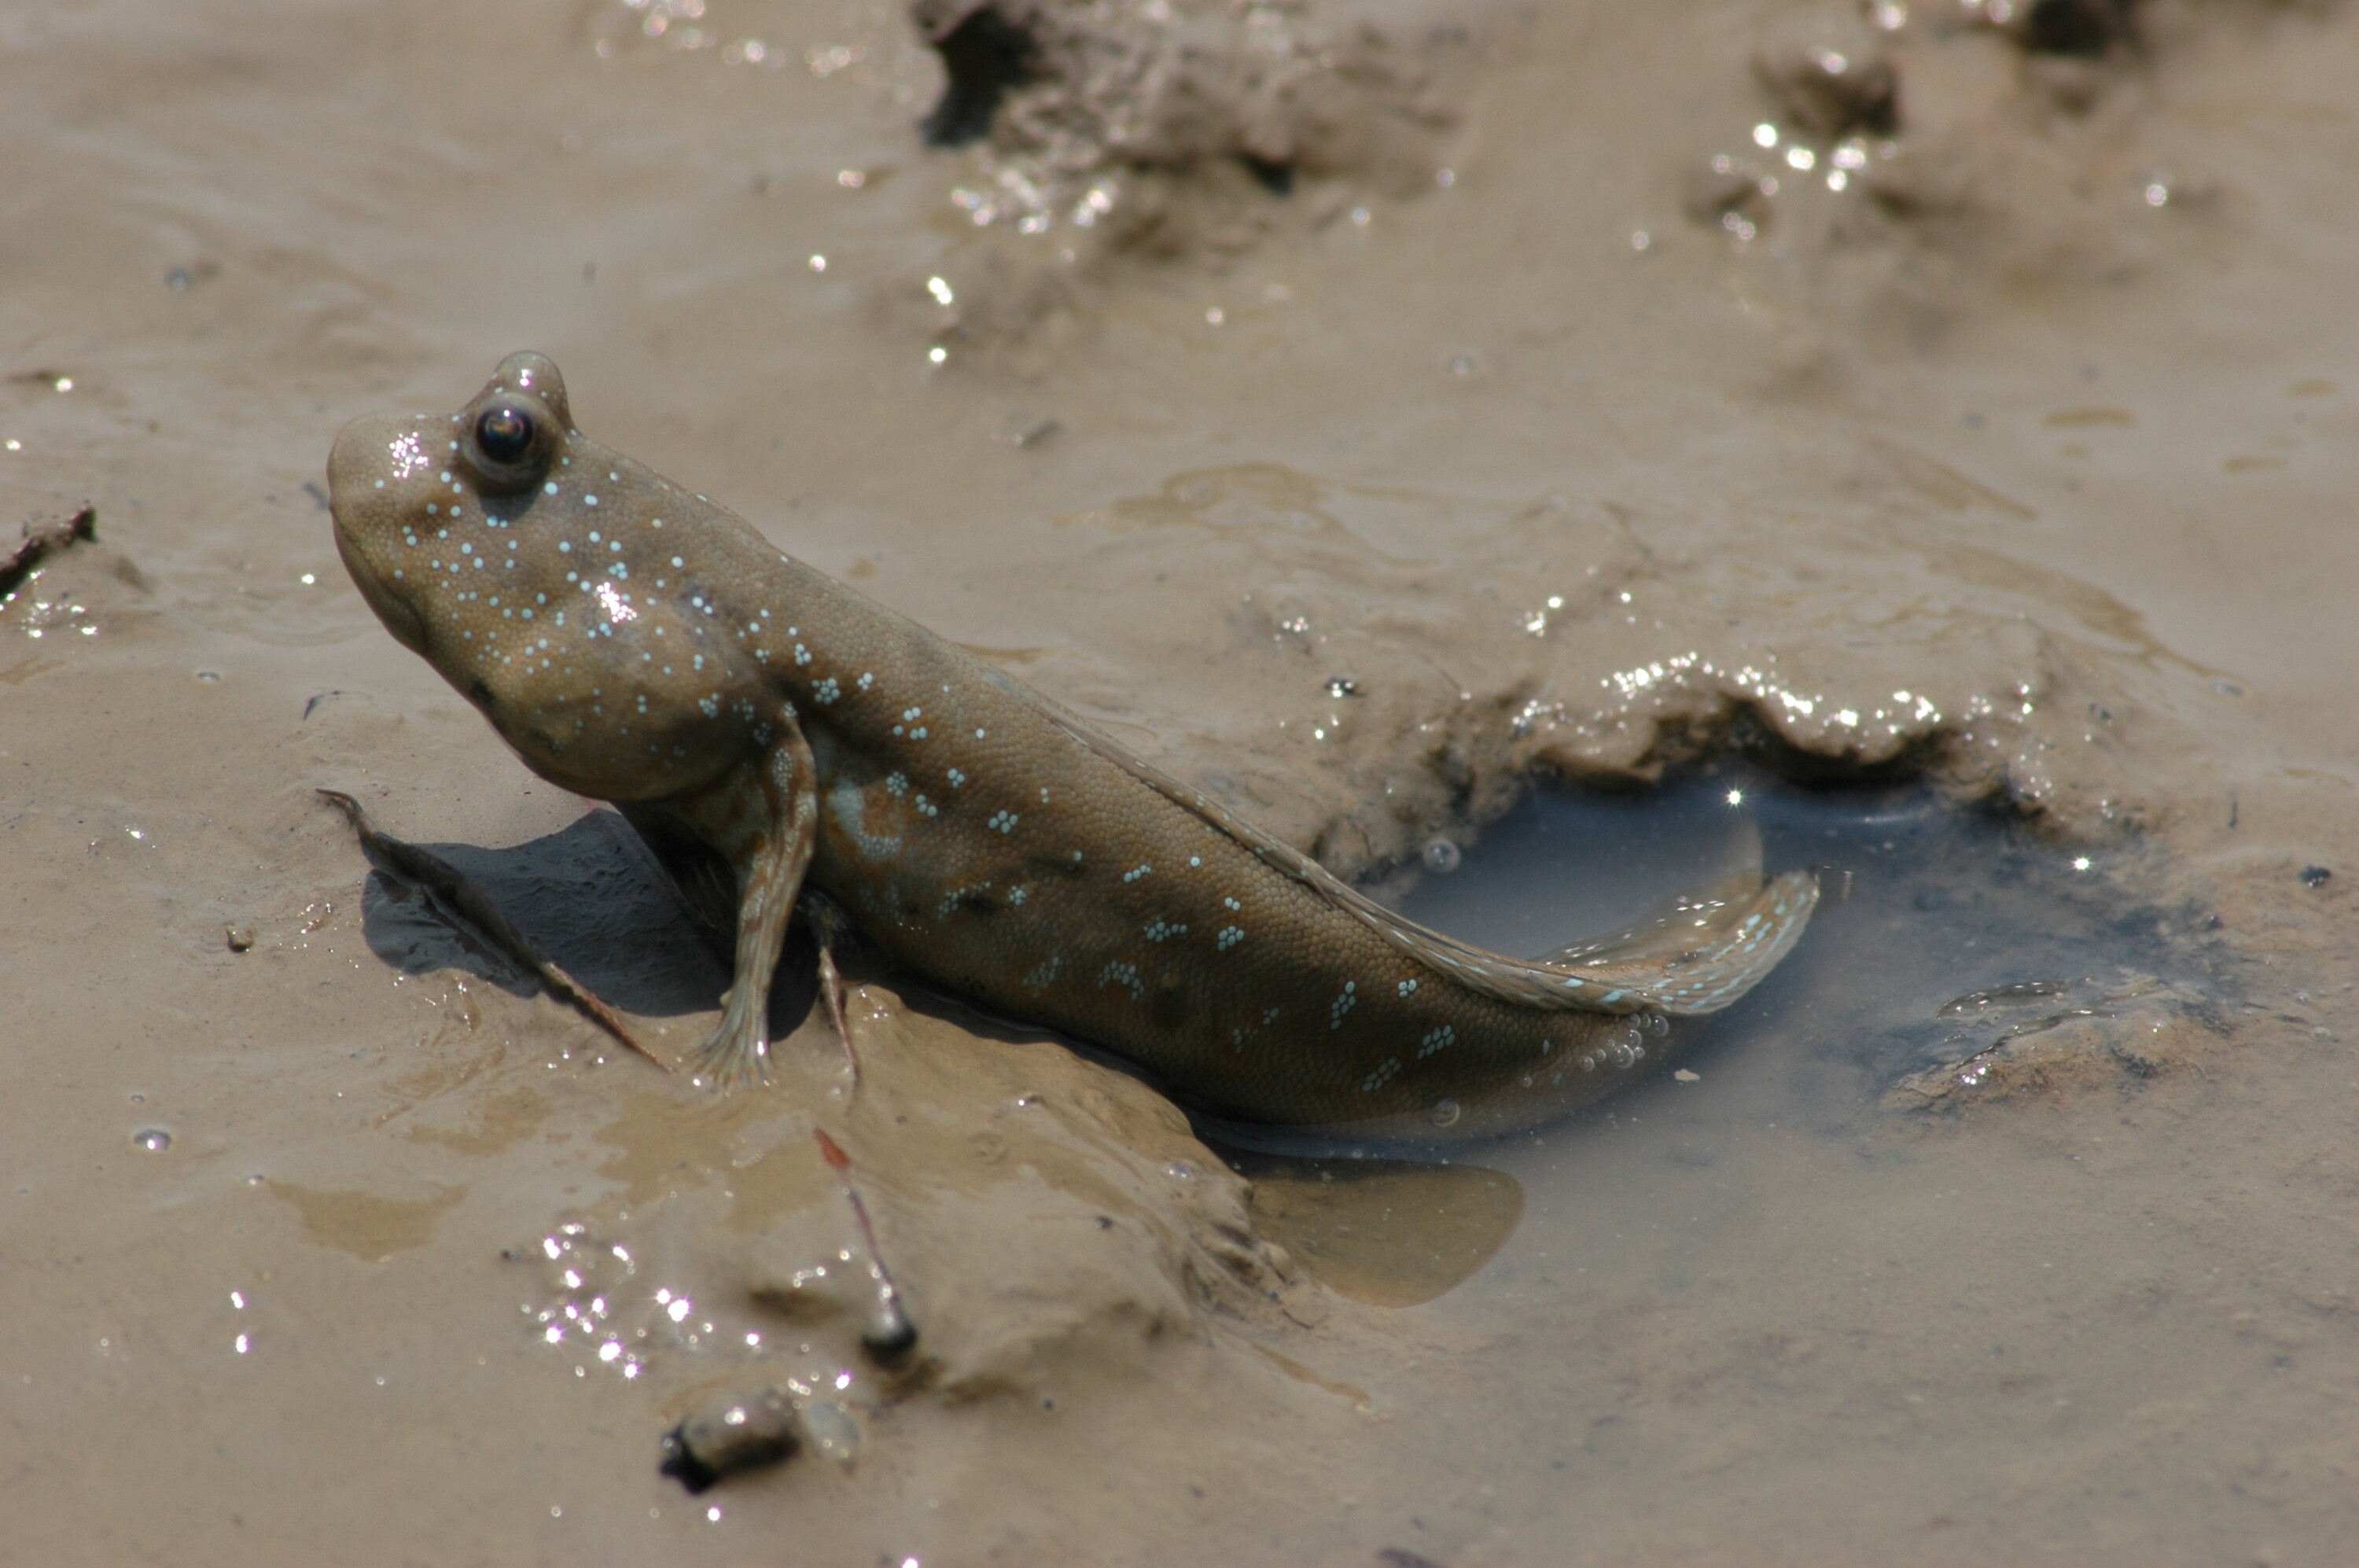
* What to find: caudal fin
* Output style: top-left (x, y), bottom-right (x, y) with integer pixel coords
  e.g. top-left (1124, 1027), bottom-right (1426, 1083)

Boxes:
top-left (1536, 868), bottom-right (1819, 1015)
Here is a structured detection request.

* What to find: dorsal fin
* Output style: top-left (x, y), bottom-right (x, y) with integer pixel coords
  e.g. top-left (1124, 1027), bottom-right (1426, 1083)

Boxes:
top-left (1029, 694), bottom-right (1816, 1018)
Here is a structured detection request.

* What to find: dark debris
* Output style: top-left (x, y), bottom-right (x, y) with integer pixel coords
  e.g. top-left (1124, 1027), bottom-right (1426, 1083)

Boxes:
top-left (0, 506), bottom-right (96, 598)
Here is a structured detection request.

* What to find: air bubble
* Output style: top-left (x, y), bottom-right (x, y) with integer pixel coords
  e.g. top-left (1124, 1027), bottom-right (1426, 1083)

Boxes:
top-left (800, 1401), bottom-right (862, 1465)
top-left (132, 1128), bottom-right (171, 1151)
top-left (1422, 838), bottom-right (1463, 874)
top-left (1428, 1099), bottom-right (1463, 1129)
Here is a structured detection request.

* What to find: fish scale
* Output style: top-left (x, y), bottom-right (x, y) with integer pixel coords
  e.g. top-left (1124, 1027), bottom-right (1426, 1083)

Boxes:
top-left (328, 352), bottom-right (1816, 1137)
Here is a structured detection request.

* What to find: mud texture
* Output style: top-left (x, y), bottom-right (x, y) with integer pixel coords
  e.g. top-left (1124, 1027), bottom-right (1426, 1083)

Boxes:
top-left (7, 0), bottom-right (2359, 1563)
top-left (908, 0), bottom-right (1463, 235)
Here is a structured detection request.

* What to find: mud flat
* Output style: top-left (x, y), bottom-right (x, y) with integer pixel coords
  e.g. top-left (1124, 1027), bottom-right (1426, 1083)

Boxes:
top-left (6, 1), bottom-right (2359, 1562)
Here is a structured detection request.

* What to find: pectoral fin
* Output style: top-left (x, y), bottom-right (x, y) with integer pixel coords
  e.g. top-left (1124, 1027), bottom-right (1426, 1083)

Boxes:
top-left (646, 720), bottom-right (822, 1086)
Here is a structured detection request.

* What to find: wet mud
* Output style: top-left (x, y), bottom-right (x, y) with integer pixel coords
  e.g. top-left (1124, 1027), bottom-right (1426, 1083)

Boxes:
top-left (8, 0), bottom-right (2359, 1562)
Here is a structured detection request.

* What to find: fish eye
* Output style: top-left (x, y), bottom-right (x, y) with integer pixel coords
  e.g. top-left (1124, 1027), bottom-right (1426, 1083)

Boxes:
top-left (475, 405), bottom-right (535, 466)
top-left (462, 399), bottom-right (552, 491)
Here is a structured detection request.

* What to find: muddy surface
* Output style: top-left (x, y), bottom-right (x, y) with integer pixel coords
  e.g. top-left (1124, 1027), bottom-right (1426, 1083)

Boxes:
top-left (6, 0), bottom-right (2359, 1562)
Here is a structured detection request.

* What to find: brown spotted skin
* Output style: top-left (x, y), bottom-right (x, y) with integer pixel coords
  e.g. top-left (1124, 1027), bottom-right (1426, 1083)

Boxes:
top-left (329, 355), bottom-right (1816, 1136)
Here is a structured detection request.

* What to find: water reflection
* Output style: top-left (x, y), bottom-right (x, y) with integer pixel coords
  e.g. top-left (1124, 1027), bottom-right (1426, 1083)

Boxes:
top-left (1227, 1151), bottom-right (1525, 1307)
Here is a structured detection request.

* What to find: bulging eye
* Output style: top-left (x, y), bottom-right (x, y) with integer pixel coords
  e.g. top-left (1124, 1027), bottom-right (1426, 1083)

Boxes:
top-left (475, 405), bottom-right (535, 466)
top-left (462, 398), bottom-right (554, 492)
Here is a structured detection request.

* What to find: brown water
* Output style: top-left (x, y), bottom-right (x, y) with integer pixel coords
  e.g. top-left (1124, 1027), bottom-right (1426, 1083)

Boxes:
top-left (8, 1), bottom-right (2359, 1562)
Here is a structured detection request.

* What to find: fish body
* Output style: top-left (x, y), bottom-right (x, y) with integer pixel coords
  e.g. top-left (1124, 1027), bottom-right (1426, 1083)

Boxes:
top-left (328, 354), bottom-right (1814, 1136)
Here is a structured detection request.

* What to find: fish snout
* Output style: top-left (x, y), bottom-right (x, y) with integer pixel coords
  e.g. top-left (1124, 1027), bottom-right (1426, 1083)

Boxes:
top-left (327, 410), bottom-right (441, 654)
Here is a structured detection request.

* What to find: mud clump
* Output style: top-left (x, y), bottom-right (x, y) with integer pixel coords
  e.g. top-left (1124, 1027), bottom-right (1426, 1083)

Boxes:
top-left (919, 3), bottom-right (1038, 149)
top-left (1680, 0), bottom-right (2229, 328)
top-left (2004, 0), bottom-right (2141, 60)
top-left (909, 0), bottom-right (1463, 248)
top-left (1751, 19), bottom-right (1899, 142)
top-left (1882, 974), bottom-right (2221, 1113)
top-left (659, 1385), bottom-right (799, 1493)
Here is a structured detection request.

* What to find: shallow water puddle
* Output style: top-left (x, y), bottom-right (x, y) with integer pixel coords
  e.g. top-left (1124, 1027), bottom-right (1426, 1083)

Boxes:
top-left (1401, 761), bottom-right (2218, 1117)
top-left (1231, 760), bottom-right (2223, 1306)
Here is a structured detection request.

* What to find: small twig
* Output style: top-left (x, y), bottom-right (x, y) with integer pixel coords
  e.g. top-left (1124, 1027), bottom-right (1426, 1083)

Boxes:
top-left (315, 788), bottom-right (671, 1073)
top-left (1, 505), bottom-right (96, 596)
top-left (814, 1128), bottom-right (917, 1363)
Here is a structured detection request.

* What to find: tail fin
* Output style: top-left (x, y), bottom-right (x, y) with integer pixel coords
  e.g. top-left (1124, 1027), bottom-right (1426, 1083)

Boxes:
top-left (1535, 868), bottom-right (1819, 1015)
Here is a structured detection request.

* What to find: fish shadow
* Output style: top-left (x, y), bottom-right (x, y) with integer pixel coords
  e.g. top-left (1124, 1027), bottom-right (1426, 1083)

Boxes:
top-left (356, 808), bottom-right (819, 1036)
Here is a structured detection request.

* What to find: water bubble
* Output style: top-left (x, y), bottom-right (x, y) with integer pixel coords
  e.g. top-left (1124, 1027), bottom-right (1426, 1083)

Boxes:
top-left (1428, 1099), bottom-right (1463, 1129)
top-left (1324, 676), bottom-right (1360, 698)
top-left (800, 1400), bottom-right (862, 1466)
top-left (1610, 1041), bottom-right (1637, 1070)
top-left (1164, 1161), bottom-right (1195, 1181)
top-left (132, 1128), bottom-right (171, 1151)
top-left (1422, 838), bottom-right (1463, 874)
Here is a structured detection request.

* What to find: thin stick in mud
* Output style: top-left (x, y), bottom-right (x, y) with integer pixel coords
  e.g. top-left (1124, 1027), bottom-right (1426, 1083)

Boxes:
top-left (814, 1128), bottom-right (918, 1363)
